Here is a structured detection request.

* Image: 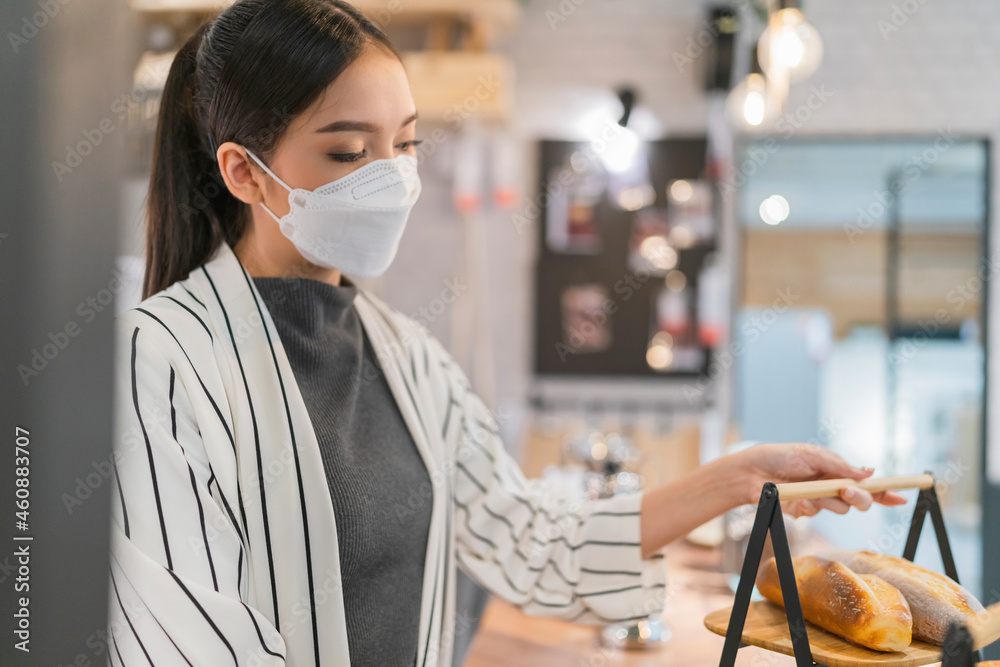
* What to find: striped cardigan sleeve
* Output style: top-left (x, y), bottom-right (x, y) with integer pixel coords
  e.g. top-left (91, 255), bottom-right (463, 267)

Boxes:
top-left (106, 311), bottom-right (287, 666)
top-left (406, 319), bottom-right (668, 626)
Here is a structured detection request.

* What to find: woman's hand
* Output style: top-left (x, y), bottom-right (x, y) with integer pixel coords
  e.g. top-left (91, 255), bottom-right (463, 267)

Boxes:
top-left (731, 442), bottom-right (909, 518)
top-left (639, 441), bottom-right (908, 558)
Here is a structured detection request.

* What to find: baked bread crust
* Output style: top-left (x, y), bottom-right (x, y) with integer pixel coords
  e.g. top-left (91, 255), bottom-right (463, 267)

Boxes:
top-left (822, 550), bottom-right (985, 645)
top-left (756, 554), bottom-right (913, 652)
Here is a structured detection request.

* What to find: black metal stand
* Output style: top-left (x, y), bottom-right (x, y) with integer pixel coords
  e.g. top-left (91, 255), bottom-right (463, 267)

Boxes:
top-left (940, 622), bottom-right (978, 667)
top-left (903, 484), bottom-right (984, 665)
top-left (902, 483), bottom-right (960, 580)
top-left (720, 481), bottom-right (815, 667)
top-left (718, 475), bottom-right (979, 667)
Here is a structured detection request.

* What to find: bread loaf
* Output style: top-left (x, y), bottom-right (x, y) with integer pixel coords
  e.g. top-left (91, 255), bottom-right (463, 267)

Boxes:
top-left (821, 550), bottom-right (984, 645)
top-left (756, 554), bottom-right (913, 652)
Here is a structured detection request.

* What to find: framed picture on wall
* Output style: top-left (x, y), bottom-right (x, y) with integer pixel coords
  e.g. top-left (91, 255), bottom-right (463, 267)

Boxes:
top-left (533, 138), bottom-right (720, 377)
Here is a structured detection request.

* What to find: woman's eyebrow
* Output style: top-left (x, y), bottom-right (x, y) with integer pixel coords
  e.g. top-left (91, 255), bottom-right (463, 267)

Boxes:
top-left (315, 111), bottom-right (419, 134)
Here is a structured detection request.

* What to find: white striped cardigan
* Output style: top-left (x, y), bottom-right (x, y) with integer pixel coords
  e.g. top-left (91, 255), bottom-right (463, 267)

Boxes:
top-left (105, 239), bottom-right (668, 667)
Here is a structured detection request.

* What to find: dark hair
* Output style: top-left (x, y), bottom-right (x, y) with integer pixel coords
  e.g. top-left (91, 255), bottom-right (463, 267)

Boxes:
top-left (143, 0), bottom-right (399, 300)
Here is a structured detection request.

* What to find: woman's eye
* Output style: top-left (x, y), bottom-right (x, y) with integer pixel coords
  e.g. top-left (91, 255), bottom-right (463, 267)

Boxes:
top-left (398, 139), bottom-right (424, 151)
top-left (328, 150), bottom-right (366, 163)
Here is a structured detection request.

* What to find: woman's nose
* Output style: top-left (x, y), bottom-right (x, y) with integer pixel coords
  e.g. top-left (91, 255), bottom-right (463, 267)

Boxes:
top-left (372, 140), bottom-right (403, 160)
top-left (372, 141), bottom-right (401, 161)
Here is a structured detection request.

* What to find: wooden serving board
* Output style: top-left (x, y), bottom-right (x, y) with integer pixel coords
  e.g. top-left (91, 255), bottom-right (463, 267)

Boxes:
top-left (704, 601), bottom-right (942, 667)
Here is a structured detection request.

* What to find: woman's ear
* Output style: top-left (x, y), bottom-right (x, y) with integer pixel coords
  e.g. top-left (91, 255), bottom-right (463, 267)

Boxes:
top-left (217, 142), bottom-right (265, 205)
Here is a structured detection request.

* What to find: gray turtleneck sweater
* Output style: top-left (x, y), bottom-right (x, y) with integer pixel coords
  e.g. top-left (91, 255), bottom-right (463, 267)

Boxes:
top-left (251, 274), bottom-right (432, 667)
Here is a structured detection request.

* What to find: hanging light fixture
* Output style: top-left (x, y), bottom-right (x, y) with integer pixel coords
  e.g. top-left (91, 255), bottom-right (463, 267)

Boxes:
top-left (757, 0), bottom-right (823, 82)
top-left (726, 47), bottom-right (776, 130)
top-left (596, 87), bottom-right (642, 174)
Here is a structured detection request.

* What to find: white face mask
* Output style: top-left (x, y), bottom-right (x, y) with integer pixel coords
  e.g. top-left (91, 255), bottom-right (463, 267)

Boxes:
top-left (243, 147), bottom-right (421, 277)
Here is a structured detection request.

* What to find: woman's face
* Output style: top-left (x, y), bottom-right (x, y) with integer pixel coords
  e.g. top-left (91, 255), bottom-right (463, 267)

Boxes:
top-left (258, 43), bottom-right (419, 193)
top-left (219, 42), bottom-right (419, 275)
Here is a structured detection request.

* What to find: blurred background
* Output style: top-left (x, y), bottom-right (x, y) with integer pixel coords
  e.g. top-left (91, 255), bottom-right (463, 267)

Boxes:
top-left (3, 0), bottom-right (999, 665)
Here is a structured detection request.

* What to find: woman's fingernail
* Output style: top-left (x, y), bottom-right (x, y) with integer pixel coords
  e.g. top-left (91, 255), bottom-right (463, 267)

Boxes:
top-left (843, 487), bottom-right (857, 500)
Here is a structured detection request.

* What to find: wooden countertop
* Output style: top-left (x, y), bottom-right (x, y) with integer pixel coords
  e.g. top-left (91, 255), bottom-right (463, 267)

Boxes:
top-left (462, 537), bottom-right (945, 667)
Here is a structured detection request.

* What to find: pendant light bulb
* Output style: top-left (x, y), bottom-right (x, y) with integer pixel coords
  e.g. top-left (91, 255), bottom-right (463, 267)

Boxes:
top-left (727, 71), bottom-right (773, 130)
top-left (742, 74), bottom-right (767, 126)
top-left (758, 7), bottom-right (823, 82)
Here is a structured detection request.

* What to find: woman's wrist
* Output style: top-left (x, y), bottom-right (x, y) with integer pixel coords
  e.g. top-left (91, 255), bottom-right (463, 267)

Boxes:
top-left (707, 450), bottom-right (756, 511)
top-left (638, 453), bottom-right (756, 558)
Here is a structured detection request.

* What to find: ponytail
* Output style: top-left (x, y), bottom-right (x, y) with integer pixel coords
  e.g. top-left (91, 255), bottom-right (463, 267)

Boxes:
top-left (141, 0), bottom-right (398, 300)
top-left (144, 21), bottom-right (242, 300)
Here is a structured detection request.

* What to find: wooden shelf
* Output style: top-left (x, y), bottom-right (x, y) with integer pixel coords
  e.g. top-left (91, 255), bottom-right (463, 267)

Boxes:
top-left (131, 0), bottom-right (521, 28)
top-left (131, 0), bottom-right (231, 13)
top-left (351, 0), bottom-right (521, 31)
top-left (401, 51), bottom-right (512, 123)
top-left (705, 601), bottom-right (942, 667)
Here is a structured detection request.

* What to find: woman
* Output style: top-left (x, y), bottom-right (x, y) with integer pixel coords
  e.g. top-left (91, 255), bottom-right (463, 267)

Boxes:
top-left (105, 1), bottom-right (906, 666)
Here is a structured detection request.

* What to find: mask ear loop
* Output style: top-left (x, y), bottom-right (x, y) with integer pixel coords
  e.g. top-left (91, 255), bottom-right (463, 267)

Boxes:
top-left (244, 147), bottom-right (293, 222)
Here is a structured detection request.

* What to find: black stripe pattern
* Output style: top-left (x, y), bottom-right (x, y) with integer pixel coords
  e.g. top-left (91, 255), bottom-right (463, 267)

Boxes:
top-left (105, 241), bottom-right (668, 667)
top-left (107, 290), bottom-right (286, 665)
top-left (375, 300), bottom-right (669, 628)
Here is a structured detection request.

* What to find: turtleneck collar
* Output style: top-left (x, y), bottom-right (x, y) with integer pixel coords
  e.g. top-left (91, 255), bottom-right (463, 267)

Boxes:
top-left (251, 274), bottom-right (359, 337)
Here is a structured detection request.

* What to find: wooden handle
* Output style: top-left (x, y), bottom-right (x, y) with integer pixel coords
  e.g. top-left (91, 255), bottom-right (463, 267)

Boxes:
top-left (970, 600), bottom-right (1000, 651)
top-left (774, 473), bottom-right (934, 501)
